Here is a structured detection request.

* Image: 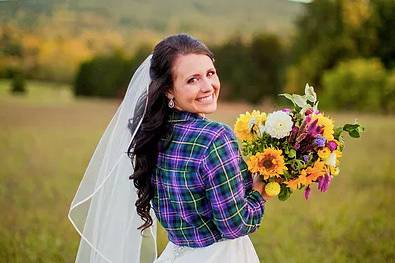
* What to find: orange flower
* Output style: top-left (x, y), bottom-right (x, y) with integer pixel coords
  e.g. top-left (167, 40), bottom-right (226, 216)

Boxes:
top-left (285, 160), bottom-right (327, 190)
top-left (304, 160), bottom-right (327, 184)
top-left (286, 170), bottom-right (307, 190)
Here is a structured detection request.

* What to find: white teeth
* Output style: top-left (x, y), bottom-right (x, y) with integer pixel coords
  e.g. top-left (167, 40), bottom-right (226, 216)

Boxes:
top-left (197, 94), bottom-right (214, 103)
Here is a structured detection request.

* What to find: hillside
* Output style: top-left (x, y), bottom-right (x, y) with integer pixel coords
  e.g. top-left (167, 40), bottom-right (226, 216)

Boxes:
top-left (0, 0), bottom-right (305, 44)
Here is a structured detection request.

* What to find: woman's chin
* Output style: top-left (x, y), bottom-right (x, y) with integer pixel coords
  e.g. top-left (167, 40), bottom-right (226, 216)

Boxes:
top-left (197, 103), bottom-right (217, 114)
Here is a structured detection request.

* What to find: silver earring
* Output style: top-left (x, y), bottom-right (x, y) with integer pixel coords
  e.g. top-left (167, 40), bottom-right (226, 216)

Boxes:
top-left (168, 98), bottom-right (175, 108)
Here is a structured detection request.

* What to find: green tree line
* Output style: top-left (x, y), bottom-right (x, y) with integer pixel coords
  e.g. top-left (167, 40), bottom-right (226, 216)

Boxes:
top-left (2, 0), bottom-right (395, 113)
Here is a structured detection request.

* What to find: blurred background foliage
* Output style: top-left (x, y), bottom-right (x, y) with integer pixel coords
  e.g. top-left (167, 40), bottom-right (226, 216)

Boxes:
top-left (1, 0), bottom-right (394, 112)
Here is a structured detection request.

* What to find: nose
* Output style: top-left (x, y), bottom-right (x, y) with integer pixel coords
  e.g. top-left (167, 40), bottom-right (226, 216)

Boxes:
top-left (200, 76), bottom-right (214, 92)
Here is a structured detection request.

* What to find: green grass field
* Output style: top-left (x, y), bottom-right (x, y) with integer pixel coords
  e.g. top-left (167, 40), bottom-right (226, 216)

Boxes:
top-left (0, 79), bottom-right (394, 262)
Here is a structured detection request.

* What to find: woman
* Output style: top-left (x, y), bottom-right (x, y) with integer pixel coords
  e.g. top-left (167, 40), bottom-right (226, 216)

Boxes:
top-left (68, 33), bottom-right (269, 263)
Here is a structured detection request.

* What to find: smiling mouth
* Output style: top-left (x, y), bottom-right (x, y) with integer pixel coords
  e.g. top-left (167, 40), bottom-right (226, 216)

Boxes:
top-left (196, 93), bottom-right (214, 103)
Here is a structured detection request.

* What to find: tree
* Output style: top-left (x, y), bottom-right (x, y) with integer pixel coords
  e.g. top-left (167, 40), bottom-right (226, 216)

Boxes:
top-left (371, 0), bottom-right (395, 69)
top-left (211, 33), bottom-right (285, 104)
top-left (286, 0), bottom-right (395, 94)
top-left (251, 33), bottom-right (285, 100)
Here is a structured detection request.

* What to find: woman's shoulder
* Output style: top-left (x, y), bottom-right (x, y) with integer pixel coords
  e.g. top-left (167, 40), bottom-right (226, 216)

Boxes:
top-left (196, 119), bottom-right (236, 142)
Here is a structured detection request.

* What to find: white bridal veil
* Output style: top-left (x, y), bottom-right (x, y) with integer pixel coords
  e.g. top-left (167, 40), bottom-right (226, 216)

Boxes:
top-left (68, 54), bottom-right (158, 263)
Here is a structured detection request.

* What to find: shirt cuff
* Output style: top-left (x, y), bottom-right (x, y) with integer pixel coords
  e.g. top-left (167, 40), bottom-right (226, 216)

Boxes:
top-left (248, 189), bottom-right (266, 211)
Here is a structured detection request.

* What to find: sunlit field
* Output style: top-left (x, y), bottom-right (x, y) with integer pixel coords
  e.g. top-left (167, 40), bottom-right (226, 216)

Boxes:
top-left (0, 79), bottom-right (394, 262)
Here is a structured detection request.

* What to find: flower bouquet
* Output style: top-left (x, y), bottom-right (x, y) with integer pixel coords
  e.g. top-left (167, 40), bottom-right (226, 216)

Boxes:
top-left (233, 84), bottom-right (364, 200)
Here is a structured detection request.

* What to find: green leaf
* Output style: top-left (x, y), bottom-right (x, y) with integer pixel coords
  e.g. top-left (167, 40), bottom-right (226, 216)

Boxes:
top-left (334, 127), bottom-right (343, 140)
top-left (288, 149), bottom-right (296, 158)
top-left (278, 184), bottom-right (292, 201)
top-left (313, 100), bottom-right (319, 112)
top-left (349, 129), bottom-right (360, 138)
top-left (283, 171), bottom-right (292, 180)
top-left (278, 93), bottom-right (294, 102)
top-left (343, 123), bottom-right (359, 132)
top-left (343, 123), bottom-right (365, 138)
top-left (293, 94), bottom-right (308, 108)
top-left (304, 83), bottom-right (317, 103)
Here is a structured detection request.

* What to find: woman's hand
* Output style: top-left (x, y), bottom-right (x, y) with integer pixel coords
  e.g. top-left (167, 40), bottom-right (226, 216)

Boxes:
top-left (252, 174), bottom-right (272, 201)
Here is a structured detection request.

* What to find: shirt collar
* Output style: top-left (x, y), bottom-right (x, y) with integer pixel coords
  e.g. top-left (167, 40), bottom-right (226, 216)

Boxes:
top-left (168, 108), bottom-right (207, 123)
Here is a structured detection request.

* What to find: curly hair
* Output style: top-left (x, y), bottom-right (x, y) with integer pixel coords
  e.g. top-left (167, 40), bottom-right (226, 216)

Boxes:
top-left (127, 33), bottom-right (215, 233)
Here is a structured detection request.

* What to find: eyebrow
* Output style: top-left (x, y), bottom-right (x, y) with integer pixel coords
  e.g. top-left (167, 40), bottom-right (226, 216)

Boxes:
top-left (184, 68), bottom-right (216, 81)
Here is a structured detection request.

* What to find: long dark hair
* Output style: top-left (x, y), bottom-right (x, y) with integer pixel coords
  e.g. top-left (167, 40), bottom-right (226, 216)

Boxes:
top-left (127, 33), bottom-right (215, 232)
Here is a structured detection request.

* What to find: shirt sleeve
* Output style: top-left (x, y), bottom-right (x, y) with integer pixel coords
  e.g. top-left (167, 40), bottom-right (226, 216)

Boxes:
top-left (199, 124), bottom-right (266, 239)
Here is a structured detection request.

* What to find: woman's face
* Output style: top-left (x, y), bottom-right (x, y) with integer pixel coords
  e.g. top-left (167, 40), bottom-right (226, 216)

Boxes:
top-left (166, 53), bottom-right (220, 117)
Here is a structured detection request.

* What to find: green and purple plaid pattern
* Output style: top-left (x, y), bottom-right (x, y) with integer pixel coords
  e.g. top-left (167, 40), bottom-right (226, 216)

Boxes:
top-left (151, 108), bottom-right (265, 247)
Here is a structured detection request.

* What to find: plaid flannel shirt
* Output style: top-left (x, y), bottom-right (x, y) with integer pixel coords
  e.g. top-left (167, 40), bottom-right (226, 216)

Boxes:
top-left (151, 108), bottom-right (265, 247)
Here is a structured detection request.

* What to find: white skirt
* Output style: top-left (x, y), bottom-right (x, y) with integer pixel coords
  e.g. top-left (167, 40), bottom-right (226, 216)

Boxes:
top-left (153, 235), bottom-right (260, 263)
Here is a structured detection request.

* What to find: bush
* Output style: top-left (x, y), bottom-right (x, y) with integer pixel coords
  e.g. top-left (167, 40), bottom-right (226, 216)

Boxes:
top-left (73, 46), bottom-right (151, 98)
top-left (74, 52), bottom-right (129, 98)
top-left (320, 58), bottom-right (390, 113)
top-left (10, 72), bottom-right (27, 95)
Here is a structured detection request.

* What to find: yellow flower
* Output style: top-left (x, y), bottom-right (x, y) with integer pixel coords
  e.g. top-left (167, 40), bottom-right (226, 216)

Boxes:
top-left (334, 149), bottom-right (342, 166)
top-left (311, 113), bottom-right (335, 141)
top-left (318, 147), bottom-right (331, 159)
top-left (265, 182), bottom-right (281, 196)
top-left (330, 166), bottom-right (340, 176)
top-left (234, 110), bottom-right (266, 142)
top-left (252, 110), bottom-right (267, 124)
top-left (246, 147), bottom-right (287, 180)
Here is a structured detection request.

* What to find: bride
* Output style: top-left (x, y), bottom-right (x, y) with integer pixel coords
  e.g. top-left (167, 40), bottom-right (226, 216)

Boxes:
top-left (68, 33), bottom-right (270, 263)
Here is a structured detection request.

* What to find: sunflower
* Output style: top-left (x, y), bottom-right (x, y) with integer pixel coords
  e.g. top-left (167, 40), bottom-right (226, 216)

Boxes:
top-left (234, 110), bottom-right (267, 142)
top-left (311, 113), bottom-right (335, 141)
top-left (246, 147), bottom-right (287, 180)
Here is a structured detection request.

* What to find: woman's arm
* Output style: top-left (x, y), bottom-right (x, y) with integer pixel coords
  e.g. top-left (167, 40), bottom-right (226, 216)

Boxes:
top-left (199, 124), bottom-right (266, 239)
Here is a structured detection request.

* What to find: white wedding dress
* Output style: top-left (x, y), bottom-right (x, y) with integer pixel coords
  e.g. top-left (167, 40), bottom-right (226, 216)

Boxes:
top-left (153, 235), bottom-right (260, 263)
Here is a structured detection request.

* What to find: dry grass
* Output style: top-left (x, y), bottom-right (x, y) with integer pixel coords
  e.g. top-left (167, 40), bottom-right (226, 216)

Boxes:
top-left (0, 79), bottom-right (394, 262)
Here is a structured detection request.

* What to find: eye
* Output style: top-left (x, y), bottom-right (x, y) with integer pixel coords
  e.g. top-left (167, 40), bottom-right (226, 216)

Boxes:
top-left (207, 70), bottom-right (216, 77)
top-left (187, 77), bottom-right (198, 84)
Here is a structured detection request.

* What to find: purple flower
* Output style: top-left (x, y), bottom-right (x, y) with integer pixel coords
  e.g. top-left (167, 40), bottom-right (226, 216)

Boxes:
top-left (304, 185), bottom-right (311, 200)
top-left (303, 155), bottom-right (309, 162)
top-left (313, 136), bottom-right (326, 148)
top-left (317, 174), bottom-right (333, 192)
top-left (281, 108), bottom-right (291, 113)
top-left (307, 119), bottom-right (322, 137)
top-left (327, 140), bottom-right (338, 151)
top-left (288, 126), bottom-right (299, 145)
